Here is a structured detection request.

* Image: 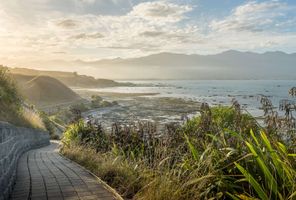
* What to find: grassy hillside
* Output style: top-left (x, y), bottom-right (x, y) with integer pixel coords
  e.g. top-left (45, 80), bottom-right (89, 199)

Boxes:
top-left (10, 67), bottom-right (132, 88)
top-left (12, 74), bottom-right (81, 106)
top-left (0, 67), bottom-right (45, 129)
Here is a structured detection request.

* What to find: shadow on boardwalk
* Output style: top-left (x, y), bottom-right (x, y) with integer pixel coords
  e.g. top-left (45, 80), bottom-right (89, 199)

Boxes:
top-left (10, 141), bottom-right (118, 200)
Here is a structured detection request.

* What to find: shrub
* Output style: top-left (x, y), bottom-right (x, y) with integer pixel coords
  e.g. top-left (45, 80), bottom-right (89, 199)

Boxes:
top-left (70, 103), bottom-right (89, 112)
top-left (39, 111), bottom-right (55, 134)
top-left (62, 120), bottom-right (110, 151)
top-left (61, 104), bottom-right (296, 200)
top-left (90, 95), bottom-right (117, 108)
top-left (0, 67), bottom-right (22, 122)
top-left (91, 95), bottom-right (103, 108)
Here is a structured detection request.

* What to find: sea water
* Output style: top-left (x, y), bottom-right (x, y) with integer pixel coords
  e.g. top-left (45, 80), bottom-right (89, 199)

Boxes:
top-left (89, 80), bottom-right (296, 117)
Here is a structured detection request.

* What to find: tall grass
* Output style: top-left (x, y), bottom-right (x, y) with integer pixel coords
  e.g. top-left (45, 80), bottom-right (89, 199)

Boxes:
top-left (61, 105), bottom-right (296, 200)
top-left (0, 67), bottom-right (23, 123)
top-left (0, 66), bottom-right (46, 130)
top-left (22, 107), bottom-right (45, 130)
top-left (231, 131), bottom-right (296, 199)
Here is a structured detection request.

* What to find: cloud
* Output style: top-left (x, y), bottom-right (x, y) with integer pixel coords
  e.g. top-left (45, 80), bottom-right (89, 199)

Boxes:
top-left (70, 32), bottom-right (104, 40)
top-left (129, 1), bottom-right (192, 22)
top-left (139, 30), bottom-right (202, 44)
top-left (79, 0), bottom-right (96, 4)
top-left (1, 0), bottom-right (296, 67)
top-left (102, 42), bottom-right (161, 51)
top-left (55, 19), bottom-right (80, 29)
top-left (0, 0), bottom-right (200, 61)
top-left (52, 51), bottom-right (67, 54)
top-left (140, 31), bottom-right (166, 37)
top-left (45, 1), bottom-right (198, 53)
top-left (210, 1), bottom-right (287, 33)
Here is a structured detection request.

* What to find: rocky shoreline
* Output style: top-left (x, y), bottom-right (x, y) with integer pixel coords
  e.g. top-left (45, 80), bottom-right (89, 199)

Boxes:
top-left (75, 89), bottom-right (201, 129)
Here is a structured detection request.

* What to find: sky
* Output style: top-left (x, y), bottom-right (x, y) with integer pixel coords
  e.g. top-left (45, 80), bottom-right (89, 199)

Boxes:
top-left (1, 0), bottom-right (296, 67)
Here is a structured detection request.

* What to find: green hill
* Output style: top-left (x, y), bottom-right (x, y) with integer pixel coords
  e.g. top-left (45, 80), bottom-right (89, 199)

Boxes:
top-left (0, 67), bottom-right (45, 129)
top-left (10, 68), bottom-right (131, 88)
top-left (12, 74), bottom-right (82, 106)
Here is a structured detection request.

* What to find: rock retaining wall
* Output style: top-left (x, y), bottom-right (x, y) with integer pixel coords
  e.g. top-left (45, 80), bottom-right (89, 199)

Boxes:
top-left (0, 122), bottom-right (50, 200)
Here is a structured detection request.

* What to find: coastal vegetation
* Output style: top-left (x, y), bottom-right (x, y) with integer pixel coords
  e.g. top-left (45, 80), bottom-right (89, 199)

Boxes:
top-left (0, 67), bottom-right (45, 129)
top-left (61, 102), bottom-right (296, 200)
top-left (3, 65), bottom-right (295, 199)
top-left (90, 95), bottom-right (118, 108)
top-left (1, 66), bottom-right (119, 138)
top-left (0, 67), bottom-right (62, 140)
top-left (47, 95), bottom-right (118, 128)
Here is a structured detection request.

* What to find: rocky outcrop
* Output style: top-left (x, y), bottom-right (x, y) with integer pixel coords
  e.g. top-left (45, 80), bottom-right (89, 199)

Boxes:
top-left (0, 122), bottom-right (49, 200)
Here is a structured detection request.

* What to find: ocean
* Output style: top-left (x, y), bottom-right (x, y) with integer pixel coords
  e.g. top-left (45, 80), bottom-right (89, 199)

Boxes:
top-left (92, 80), bottom-right (296, 117)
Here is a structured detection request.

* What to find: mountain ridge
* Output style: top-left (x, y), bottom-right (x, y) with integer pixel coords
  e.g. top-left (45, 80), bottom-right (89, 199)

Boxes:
top-left (5, 50), bottom-right (296, 80)
top-left (76, 50), bottom-right (296, 64)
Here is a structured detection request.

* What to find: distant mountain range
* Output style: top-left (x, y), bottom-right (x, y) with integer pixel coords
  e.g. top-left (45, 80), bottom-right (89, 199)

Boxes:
top-left (5, 50), bottom-right (296, 80)
top-left (58, 50), bottom-right (296, 80)
top-left (75, 50), bottom-right (295, 66)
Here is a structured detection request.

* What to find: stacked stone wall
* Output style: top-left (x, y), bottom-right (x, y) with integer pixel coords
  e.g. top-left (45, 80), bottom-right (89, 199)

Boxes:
top-left (0, 122), bottom-right (49, 200)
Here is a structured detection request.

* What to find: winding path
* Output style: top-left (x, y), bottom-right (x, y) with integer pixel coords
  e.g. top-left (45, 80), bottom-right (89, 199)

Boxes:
top-left (10, 141), bottom-right (119, 200)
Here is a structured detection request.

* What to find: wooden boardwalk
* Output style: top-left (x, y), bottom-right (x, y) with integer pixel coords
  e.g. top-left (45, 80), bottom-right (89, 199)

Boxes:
top-left (10, 142), bottom-right (118, 200)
